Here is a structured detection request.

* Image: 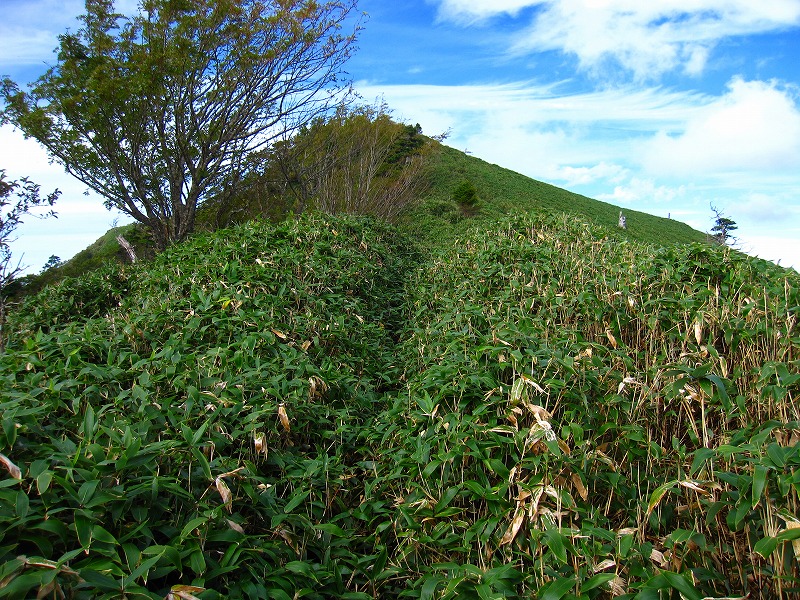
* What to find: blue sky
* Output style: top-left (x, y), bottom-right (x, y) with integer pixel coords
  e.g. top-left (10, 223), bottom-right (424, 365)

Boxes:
top-left (2, 0), bottom-right (800, 272)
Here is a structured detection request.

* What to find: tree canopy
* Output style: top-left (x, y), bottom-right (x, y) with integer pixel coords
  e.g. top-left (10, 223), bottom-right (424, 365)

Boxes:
top-left (208, 103), bottom-right (431, 226)
top-left (2, 0), bottom-right (360, 250)
top-left (710, 204), bottom-right (738, 246)
top-left (272, 103), bottom-right (429, 218)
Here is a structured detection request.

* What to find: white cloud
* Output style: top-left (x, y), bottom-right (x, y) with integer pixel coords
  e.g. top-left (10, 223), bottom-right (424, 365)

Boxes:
top-left (0, 0), bottom-right (144, 65)
top-left (596, 177), bottom-right (687, 205)
top-left (358, 80), bottom-right (707, 135)
top-left (434, 0), bottom-right (800, 78)
top-left (436, 0), bottom-right (535, 22)
top-left (356, 80), bottom-right (712, 185)
top-left (0, 28), bottom-right (61, 65)
top-left (552, 162), bottom-right (628, 186)
top-left (738, 234), bottom-right (800, 270)
top-left (642, 78), bottom-right (800, 177)
top-left (730, 193), bottom-right (798, 223)
top-left (0, 125), bottom-right (127, 273)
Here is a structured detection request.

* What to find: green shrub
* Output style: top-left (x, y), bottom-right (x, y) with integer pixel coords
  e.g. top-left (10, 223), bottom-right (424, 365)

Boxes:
top-left (0, 214), bottom-right (418, 599)
top-left (452, 180), bottom-right (479, 207)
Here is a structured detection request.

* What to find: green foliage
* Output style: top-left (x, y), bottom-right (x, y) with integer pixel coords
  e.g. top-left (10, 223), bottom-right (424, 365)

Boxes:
top-left (0, 168), bottom-right (59, 349)
top-left (10, 224), bottom-right (151, 299)
top-left (2, 0), bottom-right (360, 250)
top-left (4, 210), bottom-right (799, 597)
top-left (710, 204), bottom-right (739, 246)
top-left (2, 214), bottom-right (418, 598)
top-left (369, 212), bottom-right (799, 597)
top-left (452, 180), bottom-right (479, 214)
top-left (11, 143), bottom-right (711, 294)
top-left (3, 184), bottom-right (797, 597)
top-left (402, 145), bottom-right (707, 252)
top-left (384, 123), bottom-right (425, 167)
top-left (40, 255), bottom-right (62, 273)
top-left (214, 103), bottom-right (431, 225)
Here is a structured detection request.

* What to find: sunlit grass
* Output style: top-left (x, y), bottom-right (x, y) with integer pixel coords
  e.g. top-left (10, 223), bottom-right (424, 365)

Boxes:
top-left (1, 209), bottom-right (797, 598)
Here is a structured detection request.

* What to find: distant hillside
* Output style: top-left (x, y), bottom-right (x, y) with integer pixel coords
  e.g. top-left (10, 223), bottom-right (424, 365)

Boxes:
top-left (401, 144), bottom-right (707, 250)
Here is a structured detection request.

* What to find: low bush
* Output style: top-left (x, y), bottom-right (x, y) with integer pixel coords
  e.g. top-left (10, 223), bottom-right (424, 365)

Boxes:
top-left (1, 214), bottom-right (418, 599)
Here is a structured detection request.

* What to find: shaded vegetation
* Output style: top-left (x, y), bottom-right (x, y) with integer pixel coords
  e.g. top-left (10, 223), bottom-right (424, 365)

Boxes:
top-left (1, 211), bottom-right (798, 598)
top-left (203, 105), bottom-right (431, 228)
top-left (1, 214), bottom-right (418, 599)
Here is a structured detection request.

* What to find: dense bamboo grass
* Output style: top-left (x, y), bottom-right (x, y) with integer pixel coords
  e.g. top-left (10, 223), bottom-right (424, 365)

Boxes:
top-left (1, 212), bottom-right (797, 598)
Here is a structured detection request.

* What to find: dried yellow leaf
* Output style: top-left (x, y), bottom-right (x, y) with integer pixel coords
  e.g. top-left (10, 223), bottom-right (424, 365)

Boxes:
top-left (308, 376), bottom-right (328, 400)
top-left (594, 558), bottom-right (616, 572)
top-left (609, 576), bottom-right (627, 596)
top-left (617, 376), bottom-right (637, 395)
top-left (499, 506), bottom-right (526, 546)
top-left (508, 465), bottom-right (518, 484)
top-left (605, 329), bottom-right (618, 349)
top-left (275, 526), bottom-right (299, 553)
top-left (226, 519), bottom-right (245, 534)
top-left (271, 329), bottom-right (288, 340)
top-left (527, 486), bottom-right (545, 518)
top-left (650, 548), bottom-right (669, 568)
top-left (0, 453), bottom-right (21, 480)
top-left (678, 480), bottom-right (709, 495)
top-left (216, 466), bottom-right (244, 480)
top-left (694, 319), bottom-right (703, 344)
top-left (215, 477), bottom-right (233, 513)
top-left (253, 432), bottom-right (267, 456)
top-left (571, 472), bottom-right (588, 502)
top-left (278, 404), bottom-right (290, 432)
top-left (167, 585), bottom-right (206, 600)
top-left (525, 402), bottom-right (552, 422)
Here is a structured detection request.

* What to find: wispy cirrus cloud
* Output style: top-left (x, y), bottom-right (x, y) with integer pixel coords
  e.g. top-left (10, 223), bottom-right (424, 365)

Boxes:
top-left (359, 76), bottom-right (800, 187)
top-left (434, 0), bottom-right (800, 78)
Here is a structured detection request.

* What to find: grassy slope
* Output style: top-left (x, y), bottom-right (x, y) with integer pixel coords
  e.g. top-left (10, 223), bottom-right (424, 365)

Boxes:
top-left (26, 143), bottom-right (707, 289)
top-left (399, 144), bottom-right (707, 250)
top-left (2, 148), bottom-right (798, 598)
top-left (2, 211), bottom-right (798, 598)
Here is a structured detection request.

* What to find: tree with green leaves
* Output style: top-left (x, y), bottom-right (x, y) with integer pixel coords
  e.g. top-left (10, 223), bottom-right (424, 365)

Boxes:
top-left (220, 102), bottom-right (431, 223)
top-left (710, 204), bottom-right (738, 246)
top-left (0, 169), bottom-right (59, 349)
top-left (2, 0), bottom-right (360, 251)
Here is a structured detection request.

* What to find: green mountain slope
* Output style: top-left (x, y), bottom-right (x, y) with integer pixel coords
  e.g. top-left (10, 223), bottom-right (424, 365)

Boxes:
top-left (2, 210), bottom-right (798, 598)
top-left (400, 144), bottom-right (707, 249)
top-left (21, 143), bottom-right (708, 293)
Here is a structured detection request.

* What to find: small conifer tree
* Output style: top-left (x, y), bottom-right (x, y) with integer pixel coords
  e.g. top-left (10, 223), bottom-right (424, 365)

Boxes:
top-left (710, 204), bottom-right (738, 246)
